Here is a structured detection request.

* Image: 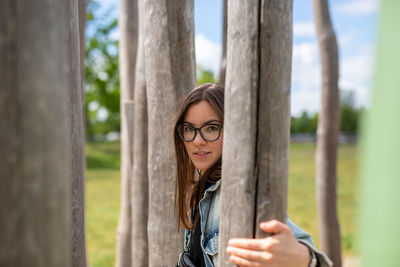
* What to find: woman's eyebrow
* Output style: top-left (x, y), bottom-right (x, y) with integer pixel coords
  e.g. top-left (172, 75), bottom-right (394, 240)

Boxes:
top-left (204, 119), bottom-right (222, 124)
top-left (182, 119), bottom-right (222, 125)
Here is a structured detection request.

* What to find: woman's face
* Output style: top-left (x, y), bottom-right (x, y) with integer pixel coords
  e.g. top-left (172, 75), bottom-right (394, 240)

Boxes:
top-left (183, 101), bottom-right (223, 171)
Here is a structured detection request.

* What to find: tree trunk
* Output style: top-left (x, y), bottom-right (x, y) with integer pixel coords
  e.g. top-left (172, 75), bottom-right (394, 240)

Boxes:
top-left (313, 0), bottom-right (342, 266)
top-left (66, 1), bottom-right (87, 267)
top-left (143, 0), bottom-right (196, 266)
top-left (131, 0), bottom-right (149, 266)
top-left (219, 0), bottom-right (227, 84)
top-left (0, 1), bottom-right (71, 266)
top-left (78, 0), bottom-right (87, 127)
top-left (116, 0), bottom-right (138, 266)
top-left (219, 0), bottom-right (292, 265)
top-left (78, 0), bottom-right (86, 86)
top-left (255, 0), bottom-right (292, 238)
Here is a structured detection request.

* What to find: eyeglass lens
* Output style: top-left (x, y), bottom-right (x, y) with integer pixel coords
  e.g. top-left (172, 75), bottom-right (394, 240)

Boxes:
top-left (180, 124), bottom-right (221, 141)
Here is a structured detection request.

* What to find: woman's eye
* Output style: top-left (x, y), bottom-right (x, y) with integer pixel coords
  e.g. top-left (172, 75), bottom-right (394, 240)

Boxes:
top-left (184, 126), bottom-right (194, 132)
top-left (205, 125), bottom-right (218, 132)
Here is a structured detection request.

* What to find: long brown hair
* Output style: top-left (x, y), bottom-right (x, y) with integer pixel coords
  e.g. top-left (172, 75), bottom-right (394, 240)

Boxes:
top-left (173, 83), bottom-right (224, 230)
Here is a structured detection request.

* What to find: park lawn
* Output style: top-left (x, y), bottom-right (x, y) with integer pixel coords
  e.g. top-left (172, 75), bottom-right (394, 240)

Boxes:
top-left (287, 143), bottom-right (358, 256)
top-left (86, 142), bottom-right (120, 267)
top-left (85, 141), bottom-right (358, 266)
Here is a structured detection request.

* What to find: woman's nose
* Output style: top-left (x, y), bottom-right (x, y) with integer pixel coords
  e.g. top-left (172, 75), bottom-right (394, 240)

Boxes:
top-left (193, 131), bottom-right (206, 145)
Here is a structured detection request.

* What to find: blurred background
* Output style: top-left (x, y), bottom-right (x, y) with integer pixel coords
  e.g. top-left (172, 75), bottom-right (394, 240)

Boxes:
top-left (84, 0), bottom-right (377, 266)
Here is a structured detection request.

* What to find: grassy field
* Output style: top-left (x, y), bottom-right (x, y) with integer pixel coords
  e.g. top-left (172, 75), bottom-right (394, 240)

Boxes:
top-left (85, 141), bottom-right (358, 266)
top-left (287, 143), bottom-right (358, 256)
top-left (86, 142), bottom-right (120, 267)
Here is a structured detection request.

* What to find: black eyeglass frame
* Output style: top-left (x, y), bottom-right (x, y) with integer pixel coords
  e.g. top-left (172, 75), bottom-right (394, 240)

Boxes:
top-left (177, 123), bottom-right (223, 142)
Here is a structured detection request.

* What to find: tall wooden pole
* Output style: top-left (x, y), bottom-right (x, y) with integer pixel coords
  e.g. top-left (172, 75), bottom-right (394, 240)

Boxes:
top-left (131, 0), bottom-right (149, 265)
top-left (219, 0), bottom-right (292, 265)
top-left (143, 0), bottom-right (196, 266)
top-left (78, 0), bottom-right (87, 127)
top-left (116, 0), bottom-right (138, 266)
top-left (313, 0), bottom-right (342, 266)
top-left (67, 0), bottom-right (87, 267)
top-left (0, 1), bottom-right (71, 266)
top-left (255, 0), bottom-right (292, 237)
top-left (219, 0), bottom-right (227, 84)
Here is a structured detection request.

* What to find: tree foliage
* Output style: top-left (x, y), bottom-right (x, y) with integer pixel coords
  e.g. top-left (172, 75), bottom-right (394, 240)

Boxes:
top-left (197, 66), bottom-right (216, 85)
top-left (291, 90), bottom-right (362, 134)
top-left (85, 0), bottom-right (120, 141)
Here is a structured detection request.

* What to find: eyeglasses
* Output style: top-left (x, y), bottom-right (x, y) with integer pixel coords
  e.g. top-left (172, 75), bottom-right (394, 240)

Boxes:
top-left (177, 122), bottom-right (223, 142)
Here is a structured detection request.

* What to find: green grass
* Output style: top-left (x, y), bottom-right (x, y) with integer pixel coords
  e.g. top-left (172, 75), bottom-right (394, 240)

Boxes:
top-left (86, 142), bottom-right (120, 267)
top-left (288, 143), bottom-right (358, 256)
top-left (85, 141), bottom-right (358, 266)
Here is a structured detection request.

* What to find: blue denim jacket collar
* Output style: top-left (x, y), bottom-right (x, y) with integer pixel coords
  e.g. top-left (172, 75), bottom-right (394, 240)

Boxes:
top-left (184, 180), bottom-right (221, 266)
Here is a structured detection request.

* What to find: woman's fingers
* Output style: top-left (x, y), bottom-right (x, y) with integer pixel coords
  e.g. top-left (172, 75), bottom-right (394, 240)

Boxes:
top-left (259, 219), bottom-right (290, 235)
top-left (228, 237), bottom-right (276, 251)
top-left (227, 245), bottom-right (272, 262)
top-left (229, 254), bottom-right (264, 267)
top-left (227, 220), bottom-right (310, 267)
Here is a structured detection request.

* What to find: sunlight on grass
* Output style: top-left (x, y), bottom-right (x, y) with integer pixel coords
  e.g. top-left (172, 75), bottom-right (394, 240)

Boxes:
top-left (288, 143), bottom-right (358, 255)
top-left (86, 168), bottom-right (120, 267)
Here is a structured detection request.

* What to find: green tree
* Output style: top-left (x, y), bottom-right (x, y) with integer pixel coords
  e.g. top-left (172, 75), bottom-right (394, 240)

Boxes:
top-left (291, 112), bottom-right (317, 133)
top-left (85, 0), bottom-right (120, 141)
top-left (197, 66), bottom-right (216, 85)
top-left (340, 104), bottom-right (359, 133)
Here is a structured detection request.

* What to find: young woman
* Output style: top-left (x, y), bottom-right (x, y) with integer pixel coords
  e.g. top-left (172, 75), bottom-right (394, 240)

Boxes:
top-left (174, 83), bottom-right (331, 267)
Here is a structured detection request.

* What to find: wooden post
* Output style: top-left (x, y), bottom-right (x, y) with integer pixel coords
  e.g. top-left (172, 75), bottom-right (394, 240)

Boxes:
top-left (313, 0), bottom-right (342, 266)
top-left (255, 0), bottom-right (292, 237)
top-left (116, 0), bottom-right (138, 266)
top-left (219, 0), bottom-right (227, 84)
top-left (219, 0), bottom-right (292, 265)
top-left (143, 0), bottom-right (196, 266)
top-left (0, 1), bottom-right (71, 266)
top-left (131, 0), bottom-right (149, 265)
top-left (78, 0), bottom-right (87, 123)
top-left (67, 0), bottom-right (87, 266)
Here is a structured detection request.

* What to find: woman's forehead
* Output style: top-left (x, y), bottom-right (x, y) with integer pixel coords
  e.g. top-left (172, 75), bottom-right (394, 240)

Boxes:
top-left (183, 101), bottom-right (222, 125)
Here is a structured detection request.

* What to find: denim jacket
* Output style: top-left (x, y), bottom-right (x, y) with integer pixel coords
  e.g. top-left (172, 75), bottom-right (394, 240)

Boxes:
top-left (182, 180), bottom-right (332, 267)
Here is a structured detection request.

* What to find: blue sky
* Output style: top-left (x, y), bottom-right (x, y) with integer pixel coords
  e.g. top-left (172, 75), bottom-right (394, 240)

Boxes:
top-left (97, 0), bottom-right (379, 115)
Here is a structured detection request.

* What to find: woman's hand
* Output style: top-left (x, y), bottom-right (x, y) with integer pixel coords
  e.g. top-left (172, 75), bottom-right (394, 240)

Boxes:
top-left (226, 220), bottom-right (310, 267)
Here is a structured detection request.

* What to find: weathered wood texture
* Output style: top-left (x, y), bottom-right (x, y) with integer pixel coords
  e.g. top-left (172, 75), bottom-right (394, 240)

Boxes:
top-left (219, 2), bottom-right (260, 265)
top-left (255, 0), bottom-right (292, 237)
top-left (313, 0), bottom-right (342, 266)
top-left (131, 0), bottom-right (149, 266)
top-left (78, 0), bottom-right (87, 123)
top-left (219, 0), bottom-right (292, 265)
top-left (0, 1), bottom-right (71, 266)
top-left (143, 0), bottom-right (196, 266)
top-left (219, 0), bottom-right (227, 84)
top-left (116, 0), bottom-right (138, 266)
top-left (66, 1), bottom-right (87, 267)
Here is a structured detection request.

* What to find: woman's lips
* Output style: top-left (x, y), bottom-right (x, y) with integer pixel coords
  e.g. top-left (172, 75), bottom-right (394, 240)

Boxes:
top-left (193, 152), bottom-right (211, 159)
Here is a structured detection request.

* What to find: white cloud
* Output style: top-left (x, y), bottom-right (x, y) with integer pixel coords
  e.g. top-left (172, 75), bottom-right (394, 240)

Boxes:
top-left (335, 0), bottom-right (379, 16)
top-left (339, 45), bottom-right (375, 108)
top-left (291, 41), bottom-right (374, 116)
top-left (291, 41), bottom-right (322, 116)
top-left (195, 34), bottom-right (221, 77)
top-left (293, 22), bottom-right (315, 37)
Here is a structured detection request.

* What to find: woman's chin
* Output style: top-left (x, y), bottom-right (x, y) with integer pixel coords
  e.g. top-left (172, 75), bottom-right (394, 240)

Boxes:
top-left (193, 162), bottom-right (211, 172)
